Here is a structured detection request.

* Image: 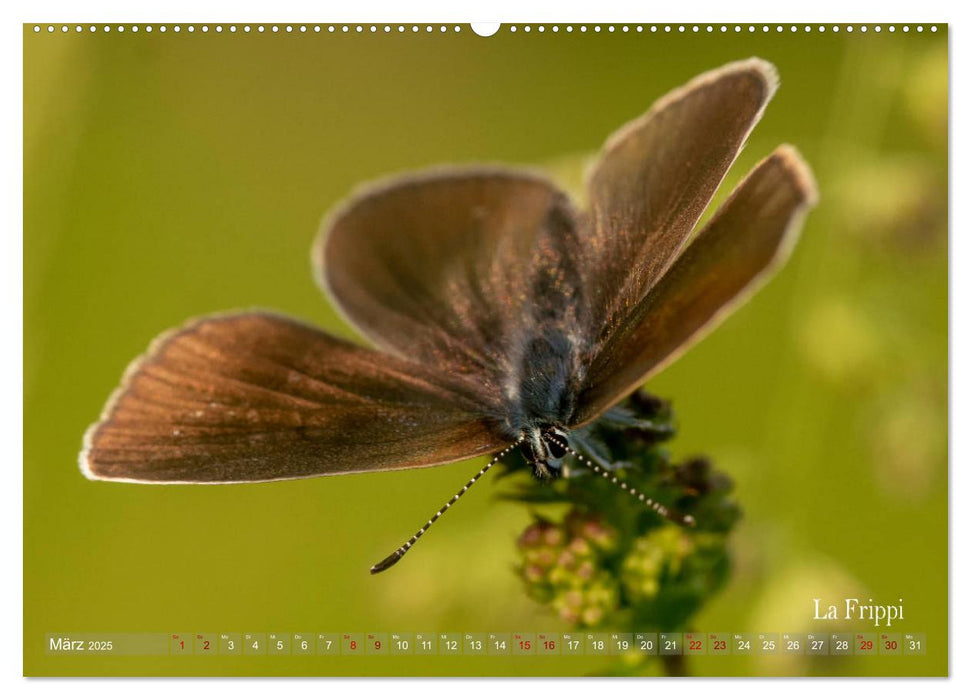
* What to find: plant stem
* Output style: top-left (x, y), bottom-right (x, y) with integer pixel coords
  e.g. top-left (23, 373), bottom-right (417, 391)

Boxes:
top-left (661, 654), bottom-right (689, 677)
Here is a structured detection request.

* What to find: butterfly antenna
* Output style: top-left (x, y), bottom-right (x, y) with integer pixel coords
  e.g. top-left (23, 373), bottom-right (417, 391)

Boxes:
top-left (545, 435), bottom-right (695, 527)
top-left (370, 438), bottom-right (524, 575)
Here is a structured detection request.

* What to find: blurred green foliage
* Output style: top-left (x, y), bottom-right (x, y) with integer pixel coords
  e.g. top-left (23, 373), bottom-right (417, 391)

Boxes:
top-left (24, 25), bottom-right (947, 676)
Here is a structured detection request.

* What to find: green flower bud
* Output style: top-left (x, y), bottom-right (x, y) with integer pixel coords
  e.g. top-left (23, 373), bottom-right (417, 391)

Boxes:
top-left (576, 560), bottom-right (595, 580)
top-left (568, 537), bottom-right (593, 557)
top-left (511, 391), bottom-right (738, 644)
top-left (581, 606), bottom-right (604, 626)
top-left (518, 523), bottom-right (544, 548)
top-left (548, 565), bottom-right (574, 587)
top-left (523, 563), bottom-right (546, 583)
top-left (525, 546), bottom-right (556, 568)
top-left (621, 526), bottom-right (694, 604)
top-left (543, 527), bottom-right (566, 547)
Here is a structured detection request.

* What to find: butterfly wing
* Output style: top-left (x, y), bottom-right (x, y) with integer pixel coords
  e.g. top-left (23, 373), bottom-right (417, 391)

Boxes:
top-left (573, 146), bottom-right (818, 425)
top-left (584, 58), bottom-right (780, 343)
top-left (316, 58), bottom-right (813, 434)
top-left (80, 312), bottom-right (503, 483)
top-left (317, 168), bottom-right (589, 427)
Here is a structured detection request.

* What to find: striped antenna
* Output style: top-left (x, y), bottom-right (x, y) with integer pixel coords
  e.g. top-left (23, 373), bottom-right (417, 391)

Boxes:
top-left (545, 435), bottom-right (695, 527)
top-left (370, 439), bottom-right (524, 574)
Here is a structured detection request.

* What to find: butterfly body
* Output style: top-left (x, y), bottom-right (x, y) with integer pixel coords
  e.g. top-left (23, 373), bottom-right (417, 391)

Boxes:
top-left (503, 324), bottom-right (578, 409)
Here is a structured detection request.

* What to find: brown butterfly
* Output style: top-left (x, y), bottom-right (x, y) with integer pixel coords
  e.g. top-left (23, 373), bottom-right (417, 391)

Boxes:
top-left (80, 58), bottom-right (817, 573)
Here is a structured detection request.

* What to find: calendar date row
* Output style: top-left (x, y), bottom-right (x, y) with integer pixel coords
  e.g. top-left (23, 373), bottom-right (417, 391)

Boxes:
top-left (46, 632), bottom-right (926, 657)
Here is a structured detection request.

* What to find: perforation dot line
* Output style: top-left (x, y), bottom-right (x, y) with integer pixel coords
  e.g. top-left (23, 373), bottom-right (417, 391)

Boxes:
top-left (31, 24), bottom-right (940, 35)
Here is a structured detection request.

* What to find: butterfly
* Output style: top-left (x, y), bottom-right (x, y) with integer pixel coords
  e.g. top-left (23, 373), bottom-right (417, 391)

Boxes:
top-left (80, 58), bottom-right (817, 573)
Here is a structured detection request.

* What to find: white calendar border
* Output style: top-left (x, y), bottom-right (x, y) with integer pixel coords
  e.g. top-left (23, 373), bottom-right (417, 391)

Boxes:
top-left (4, 0), bottom-right (963, 698)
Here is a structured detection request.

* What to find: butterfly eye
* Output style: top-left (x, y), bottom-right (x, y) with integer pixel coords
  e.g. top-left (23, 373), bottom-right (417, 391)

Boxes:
top-left (540, 426), bottom-right (570, 459)
top-left (544, 433), bottom-right (567, 459)
top-left (546, 439), bottom-right (567, 460)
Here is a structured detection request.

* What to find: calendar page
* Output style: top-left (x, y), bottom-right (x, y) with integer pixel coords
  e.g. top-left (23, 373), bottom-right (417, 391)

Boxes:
top-left (23, 21), bottom-right (948, 677)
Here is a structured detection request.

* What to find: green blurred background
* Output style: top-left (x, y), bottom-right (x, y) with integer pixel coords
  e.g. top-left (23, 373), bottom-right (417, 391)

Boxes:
top-left (24, 24), bottom-right (948, 676)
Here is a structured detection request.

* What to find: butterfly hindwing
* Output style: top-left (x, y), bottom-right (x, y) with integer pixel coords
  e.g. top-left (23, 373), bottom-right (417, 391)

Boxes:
top-left (574, 146), bottom-right (818, 423)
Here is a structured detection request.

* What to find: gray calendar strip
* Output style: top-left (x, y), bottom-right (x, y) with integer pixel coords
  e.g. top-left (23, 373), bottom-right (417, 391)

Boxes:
top-left (45, 632), bottom-right (926, 657)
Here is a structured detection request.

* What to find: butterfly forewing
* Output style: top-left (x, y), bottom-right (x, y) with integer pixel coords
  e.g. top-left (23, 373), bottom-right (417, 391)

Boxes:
top-left (584, 58), bottom-right (779, 345)
top-left (81, 312), bottom-right (503, 483)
